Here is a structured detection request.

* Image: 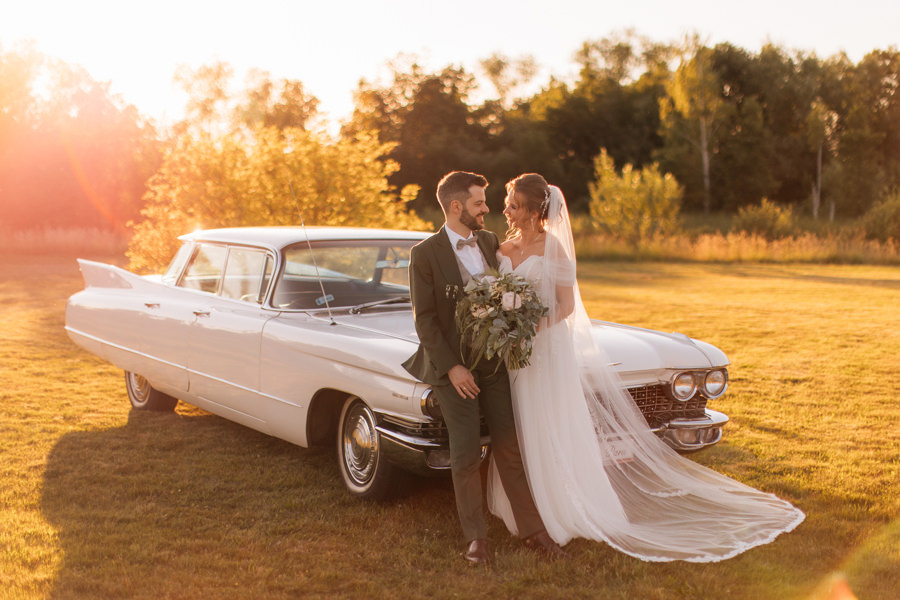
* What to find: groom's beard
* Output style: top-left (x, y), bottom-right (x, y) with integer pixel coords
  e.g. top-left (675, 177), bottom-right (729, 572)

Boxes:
top-left (460, 206), bottom-right (484, 231)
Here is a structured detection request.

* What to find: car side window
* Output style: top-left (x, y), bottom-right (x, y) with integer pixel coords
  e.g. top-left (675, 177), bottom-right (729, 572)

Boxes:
top-left (221, 247), bottom-right (270, 303)
top-left (179, 243), bottom-right (227, 294)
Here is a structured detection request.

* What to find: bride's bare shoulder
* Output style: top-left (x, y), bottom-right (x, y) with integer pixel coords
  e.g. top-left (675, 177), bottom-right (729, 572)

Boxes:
top-left (498, 239), bottom-right (516, 256)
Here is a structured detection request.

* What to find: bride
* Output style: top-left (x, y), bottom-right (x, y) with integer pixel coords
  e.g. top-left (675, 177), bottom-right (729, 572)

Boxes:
top-left (487, 173), bottom-right (804, 562)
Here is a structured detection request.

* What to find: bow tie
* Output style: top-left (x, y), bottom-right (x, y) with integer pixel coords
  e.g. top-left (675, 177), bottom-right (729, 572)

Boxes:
top-left (456, 236), bottom-right (478, 250)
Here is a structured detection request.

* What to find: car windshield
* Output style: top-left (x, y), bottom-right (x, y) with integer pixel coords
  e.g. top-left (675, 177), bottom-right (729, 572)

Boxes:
top-left (272, 239), bottom-right (416, 310)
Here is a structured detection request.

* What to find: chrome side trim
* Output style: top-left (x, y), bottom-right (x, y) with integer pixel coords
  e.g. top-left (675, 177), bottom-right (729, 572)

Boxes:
top-left (65, 326), bottom-right (302, 409)
top-left (375, 426), bottom-right (443, 449)
top-left (65, 326), bottom-right (185, 372)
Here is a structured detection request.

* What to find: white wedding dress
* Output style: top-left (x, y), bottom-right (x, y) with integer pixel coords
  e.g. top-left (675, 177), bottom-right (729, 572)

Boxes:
top-left (487, 187), bottom-right (804, 562)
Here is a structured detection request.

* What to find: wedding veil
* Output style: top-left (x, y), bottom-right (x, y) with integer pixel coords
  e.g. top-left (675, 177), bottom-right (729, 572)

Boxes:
top-left (495, 184), bottom-right (804, 562)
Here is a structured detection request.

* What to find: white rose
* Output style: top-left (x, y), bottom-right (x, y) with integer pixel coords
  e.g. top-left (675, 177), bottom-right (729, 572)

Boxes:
top-left (501, 292), bottom-right (523, 311)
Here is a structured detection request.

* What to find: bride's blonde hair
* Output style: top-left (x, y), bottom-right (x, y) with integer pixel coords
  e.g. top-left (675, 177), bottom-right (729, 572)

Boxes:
top-left (505, 173), bottom-right (551, 241)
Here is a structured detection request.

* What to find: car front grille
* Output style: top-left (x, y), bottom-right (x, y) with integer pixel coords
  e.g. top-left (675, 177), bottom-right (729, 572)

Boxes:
top-left (381, 384), bottom-right (705, 441)
top-left (628, 384), bottom-right (707, 428)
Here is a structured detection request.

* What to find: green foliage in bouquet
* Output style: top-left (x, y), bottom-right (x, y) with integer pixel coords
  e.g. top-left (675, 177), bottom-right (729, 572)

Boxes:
top-left (455, 269), bottom-right (548, 372)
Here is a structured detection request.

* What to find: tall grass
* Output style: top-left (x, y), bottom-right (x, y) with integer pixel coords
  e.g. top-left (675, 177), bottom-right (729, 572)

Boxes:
top-left (3, 220), bottom-right (898, 265)
top-left (567, 210), bottom-right (900, 265)
top-left (574, 230), bottom-right (900, 264)
top-left (2, 255), bottom-right (898, 599)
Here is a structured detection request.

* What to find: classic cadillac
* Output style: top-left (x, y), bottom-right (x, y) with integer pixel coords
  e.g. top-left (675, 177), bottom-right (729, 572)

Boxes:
top-left (65, 227), bottom-right (730, 499)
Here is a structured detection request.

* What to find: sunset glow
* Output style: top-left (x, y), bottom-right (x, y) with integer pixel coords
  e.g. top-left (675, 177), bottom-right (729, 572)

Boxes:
top-left (2, 0), bottom-right (897, 127)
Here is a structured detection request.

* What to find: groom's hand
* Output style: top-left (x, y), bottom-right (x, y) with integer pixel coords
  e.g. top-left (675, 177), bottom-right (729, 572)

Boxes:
top-left (448, 365), bottom-right (480, 399)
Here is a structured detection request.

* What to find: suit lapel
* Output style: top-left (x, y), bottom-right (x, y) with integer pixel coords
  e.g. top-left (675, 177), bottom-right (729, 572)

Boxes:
top-left (476, 230), bottom-right (498, 270)
top-left (435, 226), bottom-right (464, 287)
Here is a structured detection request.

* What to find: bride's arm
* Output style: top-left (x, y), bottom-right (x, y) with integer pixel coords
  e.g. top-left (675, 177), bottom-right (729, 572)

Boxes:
top-left (554, 283), bottom-right (575, 321)
top-left (539, 242), bottom-right (576, 329)
top-left (538, 283), bottom-right (574, 330)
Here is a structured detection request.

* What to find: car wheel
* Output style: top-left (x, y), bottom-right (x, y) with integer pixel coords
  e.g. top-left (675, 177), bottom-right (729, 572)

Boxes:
top-left (124, 371), bottom-right (178, 411)
top-left (337, 397), bottom-right (395, 500)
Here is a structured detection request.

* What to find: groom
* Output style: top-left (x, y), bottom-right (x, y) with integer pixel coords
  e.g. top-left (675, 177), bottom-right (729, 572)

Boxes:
top-left (402, 171), bottom-right (563, 566)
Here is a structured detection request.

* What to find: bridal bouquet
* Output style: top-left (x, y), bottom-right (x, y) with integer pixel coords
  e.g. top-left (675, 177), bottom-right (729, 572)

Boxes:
top-left (455, 269), bottom-right (548, 371)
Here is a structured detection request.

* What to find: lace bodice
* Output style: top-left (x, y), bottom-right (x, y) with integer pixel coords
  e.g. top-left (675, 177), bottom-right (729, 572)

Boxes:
top-left (500, 253), bottom-right (551, 307)
top-left (498, 251), bottom-right (574, 308)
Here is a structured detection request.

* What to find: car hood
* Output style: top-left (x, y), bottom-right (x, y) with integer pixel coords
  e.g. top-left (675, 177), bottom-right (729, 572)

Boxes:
top-left (587, 320), bottom-right (728, 372)
top-left (322, 310), bottom-right (727, 378)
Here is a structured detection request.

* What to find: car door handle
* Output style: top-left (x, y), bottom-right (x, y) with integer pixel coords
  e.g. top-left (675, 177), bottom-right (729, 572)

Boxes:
top-left (193, 310), bottom-right (211, 318)
top-left (144, 302), bottom-right (160, 309)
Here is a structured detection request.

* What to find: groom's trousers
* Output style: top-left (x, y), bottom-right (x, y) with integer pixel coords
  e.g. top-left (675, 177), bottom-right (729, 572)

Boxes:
top-left (434, 361), bottom-right (545, 542)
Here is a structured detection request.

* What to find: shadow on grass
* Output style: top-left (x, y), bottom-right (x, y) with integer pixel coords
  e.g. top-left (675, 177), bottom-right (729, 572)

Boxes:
top-left (39, 405), bottom-right (876, 599)
top-left (725, 265), bottom-right (900, 290)
top-left (40, 407), bottom-right (459, 599)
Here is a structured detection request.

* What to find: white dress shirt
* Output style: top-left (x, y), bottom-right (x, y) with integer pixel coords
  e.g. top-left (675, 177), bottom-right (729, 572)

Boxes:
top-left (445, 227), bottom-right (486, 277)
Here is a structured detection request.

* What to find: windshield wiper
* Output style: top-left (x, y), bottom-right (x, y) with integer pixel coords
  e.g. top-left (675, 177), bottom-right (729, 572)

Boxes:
top-left (348, 296), bottom-right (411, 314)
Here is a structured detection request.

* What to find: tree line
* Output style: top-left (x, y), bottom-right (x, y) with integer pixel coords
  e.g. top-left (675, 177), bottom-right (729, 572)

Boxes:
top-left (2, 33), bottom-right (900, 253)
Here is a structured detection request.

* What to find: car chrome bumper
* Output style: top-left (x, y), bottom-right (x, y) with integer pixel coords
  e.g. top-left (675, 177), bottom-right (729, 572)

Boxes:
top-left (376, 425), bottom-right (489, 476)
top-left (376, 407), bottom-right (727, 474)
top-left (652, 409), bottom-right (729, 451)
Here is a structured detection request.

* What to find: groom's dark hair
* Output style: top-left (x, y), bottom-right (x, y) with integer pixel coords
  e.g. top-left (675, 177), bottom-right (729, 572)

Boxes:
top-left (436, 171), bottom-right (488, 213)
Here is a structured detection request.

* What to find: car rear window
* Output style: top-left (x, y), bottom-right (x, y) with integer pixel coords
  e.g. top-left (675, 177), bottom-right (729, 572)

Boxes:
top-left (179, 243), bottom-right (227, 294)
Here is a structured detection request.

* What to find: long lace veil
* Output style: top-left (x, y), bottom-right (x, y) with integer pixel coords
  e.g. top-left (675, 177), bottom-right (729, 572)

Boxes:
top-left (495, 185), bottom-right (804, 562)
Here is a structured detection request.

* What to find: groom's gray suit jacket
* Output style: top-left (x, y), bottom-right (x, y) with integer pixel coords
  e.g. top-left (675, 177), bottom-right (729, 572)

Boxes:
top-left (402, 226), bottom-right (501, 385)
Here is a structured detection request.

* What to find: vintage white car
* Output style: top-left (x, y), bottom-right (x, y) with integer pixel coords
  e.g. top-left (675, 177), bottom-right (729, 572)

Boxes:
top-left (65, 227), bottom-right (730, 499)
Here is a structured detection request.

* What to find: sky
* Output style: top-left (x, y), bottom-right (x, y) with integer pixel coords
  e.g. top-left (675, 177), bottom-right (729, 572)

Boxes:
top-left (2, 0), bottom-right (898, 129)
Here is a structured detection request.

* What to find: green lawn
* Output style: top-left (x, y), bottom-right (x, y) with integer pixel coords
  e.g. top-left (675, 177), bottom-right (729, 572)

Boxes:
top-left (2, 255), bottom-right (897, 599)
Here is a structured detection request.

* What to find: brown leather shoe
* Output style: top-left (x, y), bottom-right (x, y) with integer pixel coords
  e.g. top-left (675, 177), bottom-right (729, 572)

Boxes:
top-left (464, 538), bottom-right (491, 566)
top-left (523, 530), bottom-right (566, 559)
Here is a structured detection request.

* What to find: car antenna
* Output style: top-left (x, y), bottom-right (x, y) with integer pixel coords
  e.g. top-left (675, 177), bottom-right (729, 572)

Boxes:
top-left (289, 182), bottom-right (336, 325)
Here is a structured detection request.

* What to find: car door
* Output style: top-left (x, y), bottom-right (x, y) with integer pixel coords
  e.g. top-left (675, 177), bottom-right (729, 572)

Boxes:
top-left (184, 244), bottom-right (277, 430)
top-left (129, 242), bottom-right (198, 393)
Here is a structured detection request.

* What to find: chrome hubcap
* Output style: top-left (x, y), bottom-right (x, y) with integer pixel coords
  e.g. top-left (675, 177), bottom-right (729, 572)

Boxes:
top-left (129, 373), bottom-right (151, 404)
top-left (342, 403), bottom-right (378, 485)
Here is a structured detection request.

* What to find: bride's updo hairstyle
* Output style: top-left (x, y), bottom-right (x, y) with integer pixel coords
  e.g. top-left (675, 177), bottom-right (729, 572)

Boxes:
top-left (505, 172), bottom-right (551, 240)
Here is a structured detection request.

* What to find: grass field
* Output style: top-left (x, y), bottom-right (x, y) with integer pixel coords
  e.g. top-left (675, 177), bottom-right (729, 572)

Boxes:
top-left (1, 254), bottom-right (898, 599)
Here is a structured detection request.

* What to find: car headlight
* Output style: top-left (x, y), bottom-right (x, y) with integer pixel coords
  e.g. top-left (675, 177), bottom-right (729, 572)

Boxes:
top-left (702, 369), bottom-right (728, 399)
top-left (421, 388), bottom-right (442, 419)
top-left (671, 372), bottom-right (697, 401)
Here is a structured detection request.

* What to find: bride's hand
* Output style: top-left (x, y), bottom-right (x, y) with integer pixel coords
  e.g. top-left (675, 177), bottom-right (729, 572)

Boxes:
top-left (537, 315), bottom-right (549, 332)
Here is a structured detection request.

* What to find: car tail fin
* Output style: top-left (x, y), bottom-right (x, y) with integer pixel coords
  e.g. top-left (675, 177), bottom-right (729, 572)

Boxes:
top-left (76, 259), bottom-right (137, 290)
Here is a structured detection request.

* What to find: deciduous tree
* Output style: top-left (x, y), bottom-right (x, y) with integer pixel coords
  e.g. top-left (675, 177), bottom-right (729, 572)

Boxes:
top-left (589, 148), bottom-right (682, 247)
top-left (233, 69), bottom-right (319, 132)
top-left (343, 59), bottom-right (489, 213)
top-left (0, 48), bottom-right (160, 232)
top-left (128, 127), bottom-right (428, 272)
top-left (659, 35), bottom-right (721, 214)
